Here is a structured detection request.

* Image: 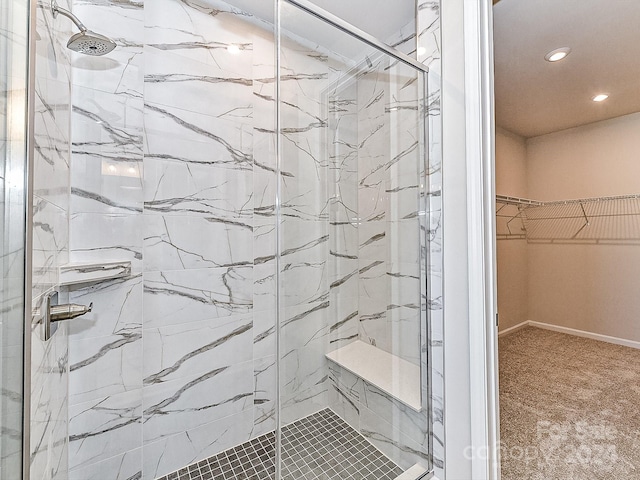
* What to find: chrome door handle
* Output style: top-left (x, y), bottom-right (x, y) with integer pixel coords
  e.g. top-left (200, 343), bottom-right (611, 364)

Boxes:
top-left (50, 302), bottom-right (93, 322)
top-left (40, 291), bottom-right (93, 341)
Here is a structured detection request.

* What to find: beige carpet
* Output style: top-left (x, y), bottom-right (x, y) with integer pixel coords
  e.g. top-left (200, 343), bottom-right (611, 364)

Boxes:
top-left (499, 327), bottom-right (640, 479)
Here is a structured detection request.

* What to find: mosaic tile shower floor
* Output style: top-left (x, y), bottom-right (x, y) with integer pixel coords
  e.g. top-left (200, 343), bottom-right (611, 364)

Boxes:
top-left (157, 408), bottom-right (404, 480)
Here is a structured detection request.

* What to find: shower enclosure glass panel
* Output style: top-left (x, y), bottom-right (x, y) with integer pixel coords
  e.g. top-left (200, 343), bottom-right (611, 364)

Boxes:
top-left (0, 0), bottom-right (29, 476)
top-left (278, 2), bottom-right (431, 476)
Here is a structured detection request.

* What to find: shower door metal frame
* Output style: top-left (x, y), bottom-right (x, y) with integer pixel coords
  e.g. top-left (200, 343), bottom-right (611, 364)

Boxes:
top-left (283, 0), bottom-right (429, 74)
top-left (276, 1), bottom-right (434, 479)
top-left (23, 0), bottom-right (38, 477)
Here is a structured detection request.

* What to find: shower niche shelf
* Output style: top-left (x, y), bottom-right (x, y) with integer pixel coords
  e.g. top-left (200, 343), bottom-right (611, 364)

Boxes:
top-left (59, 261), bottom-right (132, 286)
top-left (326, 340), bottom-right (422, 412)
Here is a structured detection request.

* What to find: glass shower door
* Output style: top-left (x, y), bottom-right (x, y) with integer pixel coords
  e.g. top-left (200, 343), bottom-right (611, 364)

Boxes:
top-left (277, 1), bottom-right (431, 477)
top-left (0, 0), bottom-right (29, 476)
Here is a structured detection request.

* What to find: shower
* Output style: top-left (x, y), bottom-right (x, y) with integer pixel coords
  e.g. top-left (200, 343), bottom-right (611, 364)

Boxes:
top-left (51, 0), bottom-right (116, 55)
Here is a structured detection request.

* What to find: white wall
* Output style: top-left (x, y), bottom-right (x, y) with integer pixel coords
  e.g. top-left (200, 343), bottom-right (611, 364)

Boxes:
top-left (526, 112), bottom-right (640, 341)
top-left (495, 128), bottom-right (528, 331)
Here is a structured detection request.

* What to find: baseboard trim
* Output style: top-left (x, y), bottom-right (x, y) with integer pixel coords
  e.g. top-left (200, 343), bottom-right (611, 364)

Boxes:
top-left (498, 321), bottom-right (529, 337)
top-left (499, 319), bottom-right (640, 349)
top-left (528, 321), bottom-right (640, 350)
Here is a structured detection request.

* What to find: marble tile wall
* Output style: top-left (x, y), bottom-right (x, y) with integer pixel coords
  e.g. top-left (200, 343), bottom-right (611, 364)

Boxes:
top-left (66, 0), bottom-right (144, 478)
top-left (325, 23), bottom-right (432, 470)
top-left (30, 0), bottom-right (73, 479)
top-left (277, 32), bottom-right (333, 427)
top-left (63, 0), bottom-right (442, 478)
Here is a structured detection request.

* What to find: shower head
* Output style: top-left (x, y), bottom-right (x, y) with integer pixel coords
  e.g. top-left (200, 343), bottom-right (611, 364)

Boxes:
top-left (67, 30), bottom-right (116, 56)
top-left (51, 1), bottom-right (116, 56)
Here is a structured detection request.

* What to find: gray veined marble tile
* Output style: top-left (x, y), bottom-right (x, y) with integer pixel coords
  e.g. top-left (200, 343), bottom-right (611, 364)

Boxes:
top-left (33, 77), bottom-right (71, 211)
top-left (143, 266), bottom-right (253, 329)
top-left (144, 46), bottom-right (254, 121)
top-left (143, 214), bottom-right (253, 271)
top-left (68, 324), bottom-right (142, 405)
top-left (32, 197), bottom-right (69, 300)
top-left (144, 0), bottom-right (257, 74)
top-left (252, 355), bottom-right (276, 438)
top-left (253, 263), bottom-right (276, 318)
top-left (71, 1), bottom-right (143, 95)
top-left (69, 447), bottom-right (142, 480)
top-left (327, 297), bottom-right (359, 350)
top-left (328, 363), bottom-right (363, 430)
top-left (280, 301), bottom-right (330, 419)
top-left (144, 101), bottom-right (253, 156)
top-left (68, 274), bottom-right (142, 339)
top-left (142, 408), bottom-right (254, 480)
top-left (279, 260), bottom-right (328, 308)
top-left (144, 122), bottom-right (252, 175)
top-left (143, 126), bottom-right (253, 222)
top-left (68, 389), bottom-right (142, 470)
top-left (143, 313), bottom-right (253, 385)
top-left (360, 404), bottom-right (429, 471)
top-left (69, 212), bottom-right (143, 273)
top-left (142, 359), bottom-right (254, 444)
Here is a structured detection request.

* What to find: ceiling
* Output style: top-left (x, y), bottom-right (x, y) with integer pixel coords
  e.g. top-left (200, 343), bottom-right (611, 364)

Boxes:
top-left (494, 0), bottom-right (640, 138)
top-left (225, 0), bottom-right (415, 43)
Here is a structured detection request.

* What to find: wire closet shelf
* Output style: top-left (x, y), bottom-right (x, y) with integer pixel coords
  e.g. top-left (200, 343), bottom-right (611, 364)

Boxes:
top-left (496, 194), bottom-right (640, 244)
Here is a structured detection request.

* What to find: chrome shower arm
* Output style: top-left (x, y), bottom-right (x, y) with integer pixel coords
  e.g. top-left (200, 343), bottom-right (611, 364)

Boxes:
top-left (51, 1), bottom-right (87, 32)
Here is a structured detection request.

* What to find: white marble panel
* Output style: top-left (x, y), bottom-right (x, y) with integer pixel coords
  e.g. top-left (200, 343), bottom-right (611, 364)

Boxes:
top-left (143, 131), bottom-right (253, 222)
top-left (327, 291), bottom-right (359, 351)
top-left (360, 405), bottom-right (429, 471)
top-left (69, 212), bottom-right (142, 272)
top-left (68, 274), bottom-right (142, 339)
top-left (144, 47), bottom-right (253, 122)
top-left (143, 266), bottom-right (252, 329)
top-left (144, 214), bottom-right (253, 271)
top-left (358, 257), bottom-right (388, 348)
top-left (71, 90), bottom-right (143, 215)
top-left (142, 408), bottom-right (254, 480)
top-left (68, 389), bottom-right (142, 470)
top-left (142, 359), bottom-right (254, 444)
top-left (68, 325), bottom-right (142, 405)
top-left (33, 76), bottom-right (71, 211)
top-left (30, 319), bottom-right (69, 480)
top-left (253, 263), bottom-right (276, 316)
top-left (328, 363), bottom-right (362, 430)
top-left (69, 448), bottom-right (142, 480)
top-left (360, 381), bottom-right (429, 450)
top-left (32, 197), bottom-right (69, 300)
top-left (144, 102), bottom-right (253, 164)
top-left (329, 257), bottom-right (358, 299)
top-left (253, 355), bottom-right (276, 437)
top-left (70, 0), bottom-right (143, 96)
top-left (280, 260), bottom-right (328, 308)
top-left (144, 0), bottom-right (256, 73)
top-left (280, 301), bottom-right (329, 422)
top-left (358, 220), bottom-right (387, 263)
top-left (390, 220), bottom-right (422, 266)
top-left (144, 118), bottom-right (250, 175)
top-left (143, 313), bottom-right (252, 385)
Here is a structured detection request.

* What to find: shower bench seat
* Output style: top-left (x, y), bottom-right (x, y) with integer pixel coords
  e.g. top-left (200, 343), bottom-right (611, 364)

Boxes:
top-left (326, 340), bottom-right (422, 412)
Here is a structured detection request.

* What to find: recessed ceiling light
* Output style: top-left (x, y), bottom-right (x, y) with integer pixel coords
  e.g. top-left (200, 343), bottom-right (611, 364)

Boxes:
top-left (592, 94), bottom-right (609, 102)
top-left (544, 47), bottom-right (571, 62)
